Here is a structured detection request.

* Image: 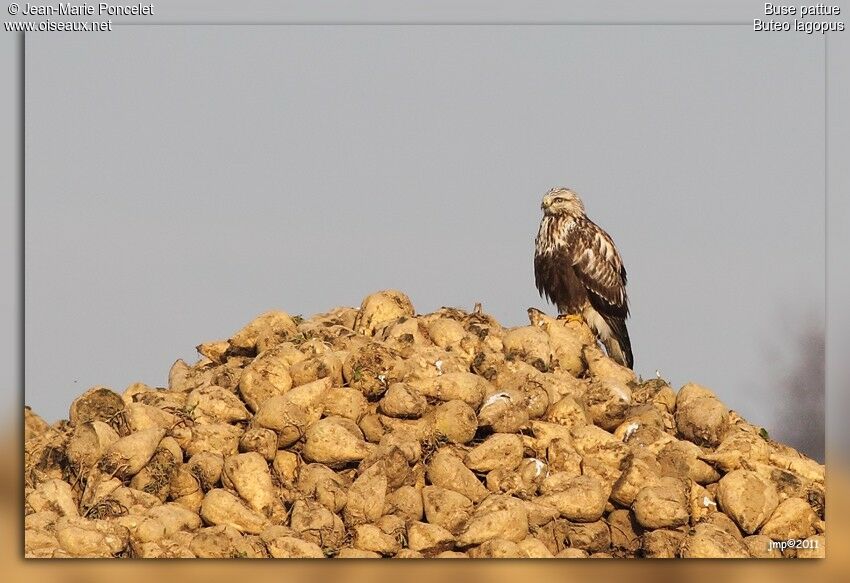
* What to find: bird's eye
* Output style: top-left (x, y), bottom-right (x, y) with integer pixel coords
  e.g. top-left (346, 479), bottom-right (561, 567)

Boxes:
top-left (553, 197), bottom-right (565, 203)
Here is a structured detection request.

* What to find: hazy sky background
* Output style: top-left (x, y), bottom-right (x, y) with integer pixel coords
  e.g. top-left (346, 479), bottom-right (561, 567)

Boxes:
top-left (19, 20), bottom-right (832, 456)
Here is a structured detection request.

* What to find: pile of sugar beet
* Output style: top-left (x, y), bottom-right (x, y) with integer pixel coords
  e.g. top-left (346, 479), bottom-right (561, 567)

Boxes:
top-left (24, 290), bottom-right (826, 559)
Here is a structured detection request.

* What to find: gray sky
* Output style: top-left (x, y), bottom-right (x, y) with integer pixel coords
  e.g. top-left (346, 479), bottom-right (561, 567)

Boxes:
top-left (11, 9), bottom-right (842, 457)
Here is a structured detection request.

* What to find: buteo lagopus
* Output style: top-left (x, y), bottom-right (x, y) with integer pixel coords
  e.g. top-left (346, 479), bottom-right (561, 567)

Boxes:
top-left (534, 187), bottom-right (633, 368)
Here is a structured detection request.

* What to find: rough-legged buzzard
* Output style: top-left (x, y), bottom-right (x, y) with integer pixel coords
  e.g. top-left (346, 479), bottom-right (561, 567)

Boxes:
top-left (534, 187), bottom-right (633, 368)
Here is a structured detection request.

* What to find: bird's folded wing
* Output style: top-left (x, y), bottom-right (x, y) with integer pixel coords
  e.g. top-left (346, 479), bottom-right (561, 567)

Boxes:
top-left (567, 223), bottom-right (628, 312)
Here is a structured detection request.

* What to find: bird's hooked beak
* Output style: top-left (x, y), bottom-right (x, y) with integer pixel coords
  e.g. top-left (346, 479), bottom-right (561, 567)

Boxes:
top-left (541, 193), bottom-right (555, 213)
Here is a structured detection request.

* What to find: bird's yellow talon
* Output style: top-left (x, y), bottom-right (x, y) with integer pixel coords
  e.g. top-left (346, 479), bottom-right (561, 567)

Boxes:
top-left (557, 314), bottom-right (585, 325)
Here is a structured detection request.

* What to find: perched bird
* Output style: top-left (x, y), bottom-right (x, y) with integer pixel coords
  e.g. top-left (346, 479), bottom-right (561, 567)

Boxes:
top-left (534, 187), bottom-right (633, 368)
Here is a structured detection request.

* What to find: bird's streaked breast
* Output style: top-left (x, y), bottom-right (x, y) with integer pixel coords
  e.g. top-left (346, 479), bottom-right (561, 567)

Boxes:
top-left (535, 215), bottom-right (573, 256)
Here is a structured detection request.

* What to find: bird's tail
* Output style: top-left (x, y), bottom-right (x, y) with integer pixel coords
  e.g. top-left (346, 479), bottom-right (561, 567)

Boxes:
top-left (602, 316), bottom-right (633, 369)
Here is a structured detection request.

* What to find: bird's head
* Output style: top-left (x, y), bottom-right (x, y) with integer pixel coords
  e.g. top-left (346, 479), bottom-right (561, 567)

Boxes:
top-left (541, 187), bottom-right (585, 217)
